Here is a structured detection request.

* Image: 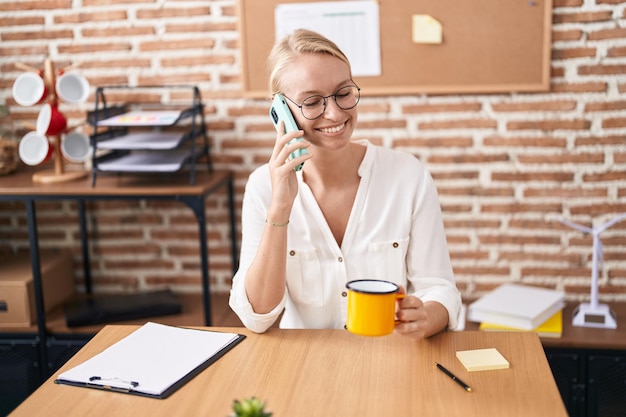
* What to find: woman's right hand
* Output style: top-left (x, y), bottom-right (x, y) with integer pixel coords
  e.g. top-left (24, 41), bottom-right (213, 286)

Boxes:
top-left (267, 121), bottom-right (311, 216)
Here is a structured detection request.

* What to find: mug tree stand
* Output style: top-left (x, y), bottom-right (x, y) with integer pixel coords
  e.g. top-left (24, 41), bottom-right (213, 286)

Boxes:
top-left (17, 58), bottom-right (89, 184)
top-left (31, 135), bottom-right (89, 184)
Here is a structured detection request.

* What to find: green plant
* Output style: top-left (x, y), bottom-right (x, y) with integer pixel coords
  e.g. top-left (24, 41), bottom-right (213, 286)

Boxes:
top-left (231, 397), bottom-right (273, 417)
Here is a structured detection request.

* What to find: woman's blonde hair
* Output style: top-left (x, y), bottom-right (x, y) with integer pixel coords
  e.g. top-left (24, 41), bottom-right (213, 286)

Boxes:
top-left (267, 28), bottom-right (352, 95)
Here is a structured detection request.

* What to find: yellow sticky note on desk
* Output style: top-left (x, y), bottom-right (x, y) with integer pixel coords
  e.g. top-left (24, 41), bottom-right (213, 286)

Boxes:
top-left (456, 348), bottom-right (510, 372)
top-left (412, 15), bottom-right (442, 44)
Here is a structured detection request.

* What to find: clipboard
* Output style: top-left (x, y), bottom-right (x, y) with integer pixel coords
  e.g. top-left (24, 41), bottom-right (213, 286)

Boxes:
top-left (54, 322), bottom-right (246, 399)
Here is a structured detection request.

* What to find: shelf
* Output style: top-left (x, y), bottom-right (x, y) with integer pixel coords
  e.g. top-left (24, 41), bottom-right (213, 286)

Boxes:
top-left (96, 149), bottom-right (200, 172)
top-left (96, 131), bottom-right (186, 150)
top-left (96, 110), bottom-right (184, 127)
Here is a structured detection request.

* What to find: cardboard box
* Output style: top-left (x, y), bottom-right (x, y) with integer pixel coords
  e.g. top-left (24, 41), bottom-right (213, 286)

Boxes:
top-left (0, 250), bottom-right (75, 327)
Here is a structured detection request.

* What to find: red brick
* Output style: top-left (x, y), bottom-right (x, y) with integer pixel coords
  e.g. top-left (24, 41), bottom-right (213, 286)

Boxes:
top-left (0, 0), bottom-right (71, 10)
top-left (54, 10), bottom-right (127, 23)
top-left (492, 100), bottom-right (577, 112)
top-left (393, 137), bottom-right (473, 148)
top-left (418, 119), bottom-right (497, 130)
top-left (589, 27), bottom-right (626, 41)
top-left (602, 118), bottom-right (626, 128)
top-left (2, 29), bottom-right (74, 41)
top-left (552, 47), bottom-right (596, 60)
top-left (553, 11), bottom-right (613, 24)
top-left (167, 23), bottom-right (237, 33)
top-left (550, 82), bottom-right (607, 93)
top-left (608, 46), bottom-right (626, 58)
top-left (553, 0), bottom-right (583, 7)
top-left (518, 153), bottom-right (604, 164)
top-left (139, 38), bottom-right (216, 52)
top-left (484, 136), bottom-right (567, 148)
top-left (479, 204), bottom-right (562, 215)
top-left (524, 187), bottom-right (608, 198)
top-left (83, 27), bottom-right (154, 37)
top-left (438, 186), bottom-right (514, 197)
top-left (522, 267), bottom-right (589, 277)
top-left (492, 172), bottom-right (574, 182)
top-left (452, 267), bottom-right (511, 276)
top-left (84, 0), bottom-right (148, 4)
top-left (579, 64), bottom-right (626, 76)
top-left (552, 29), bottom-right (583, 41)
top-left (402, 103), bottom-right (482, 113)
top-left (429, 154), bottom-right (509, 164)
top-left (585, 101), bottom-right (626, 112)
top-left (575, 135), bottom-right (626, 146)
top-left (506, 119), bottom-right (591, 131)
top-left (136, 7), bottom-right (211, 19)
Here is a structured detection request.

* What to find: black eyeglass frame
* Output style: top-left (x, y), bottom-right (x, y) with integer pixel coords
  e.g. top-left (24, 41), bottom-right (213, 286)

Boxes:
top-left (282, 84), bottom-right (361, 120)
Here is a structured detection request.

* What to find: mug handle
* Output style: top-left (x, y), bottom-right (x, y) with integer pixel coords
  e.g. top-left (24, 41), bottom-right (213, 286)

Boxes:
top-left (394, 293), bottom-right (406, 325)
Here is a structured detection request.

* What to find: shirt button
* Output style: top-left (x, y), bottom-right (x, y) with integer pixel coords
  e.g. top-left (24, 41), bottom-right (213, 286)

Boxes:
top-left (393, 242), bottom-right (399, 248)
top-left (341, 291), bottom-right (347, 297)
top-left (338, 257), bottom-right (343, 262)
top-left (289, 250), bottom-right (296, 256)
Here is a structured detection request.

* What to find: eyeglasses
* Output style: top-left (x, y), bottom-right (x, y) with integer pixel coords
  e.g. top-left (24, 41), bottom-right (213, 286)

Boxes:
top-left (283, 84), bottom-right (361, 120)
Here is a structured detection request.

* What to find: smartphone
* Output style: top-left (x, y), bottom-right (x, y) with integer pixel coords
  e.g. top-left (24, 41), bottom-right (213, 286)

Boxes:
top-left (270, 94), bottom-right (307, 171)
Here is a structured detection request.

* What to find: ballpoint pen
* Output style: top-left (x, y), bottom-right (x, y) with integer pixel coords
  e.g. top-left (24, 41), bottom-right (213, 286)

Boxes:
top-left (435, 363), bottom-right (472, 392)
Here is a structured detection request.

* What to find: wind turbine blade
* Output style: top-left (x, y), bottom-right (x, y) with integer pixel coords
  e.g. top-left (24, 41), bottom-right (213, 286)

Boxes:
top-left (560, 219), bottom-right (593, 234)
top-left (597, 213), bottom-right (626, 233)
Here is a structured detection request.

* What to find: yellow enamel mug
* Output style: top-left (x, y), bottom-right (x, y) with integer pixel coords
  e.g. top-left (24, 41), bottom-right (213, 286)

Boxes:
top-left (346, 279), bottom-right (404, 337)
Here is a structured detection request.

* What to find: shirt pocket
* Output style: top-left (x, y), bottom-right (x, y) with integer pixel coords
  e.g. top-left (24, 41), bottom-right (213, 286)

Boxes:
top-left (286, 248), bottom-right (324, 307)
top-left (366, 237), bottom-right (409, 284)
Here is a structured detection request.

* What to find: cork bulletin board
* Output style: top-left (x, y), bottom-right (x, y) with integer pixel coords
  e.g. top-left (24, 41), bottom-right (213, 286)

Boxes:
top-left (237, 0), bottom-right (553, 98)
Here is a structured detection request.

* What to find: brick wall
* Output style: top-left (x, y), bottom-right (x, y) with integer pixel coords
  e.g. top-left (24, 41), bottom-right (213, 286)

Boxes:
top-left (1, 0), bottom-right (625, 302)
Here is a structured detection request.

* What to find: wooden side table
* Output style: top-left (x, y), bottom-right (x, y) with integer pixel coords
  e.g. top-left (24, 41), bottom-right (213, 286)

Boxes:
top-left (0, 167), bottom-right (238, 382)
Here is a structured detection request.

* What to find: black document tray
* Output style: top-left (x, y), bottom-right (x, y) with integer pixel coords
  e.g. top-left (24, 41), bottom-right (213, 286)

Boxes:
top-left (63, 289), bottom-right (182, 327)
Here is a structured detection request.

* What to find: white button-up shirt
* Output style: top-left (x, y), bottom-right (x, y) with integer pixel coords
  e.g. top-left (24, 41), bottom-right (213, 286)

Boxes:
top-left (230, 140), bottom-right (461, 333)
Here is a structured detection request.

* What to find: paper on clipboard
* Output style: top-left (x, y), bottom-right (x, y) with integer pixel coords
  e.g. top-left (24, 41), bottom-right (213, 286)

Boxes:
top-left (97, 111), bottom-right (182, 127)
top-left (55, 322), bottom-right (245, 398)
top-left (274, 1), bottom-right (381, 77)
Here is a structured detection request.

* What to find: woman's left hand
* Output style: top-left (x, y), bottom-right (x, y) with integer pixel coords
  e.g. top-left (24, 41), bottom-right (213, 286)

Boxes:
top-left (394, 286), bottom-right (449, 340)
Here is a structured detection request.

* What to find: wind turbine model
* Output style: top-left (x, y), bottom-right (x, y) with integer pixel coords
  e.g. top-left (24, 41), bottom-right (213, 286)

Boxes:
top-left (560, 213), bottom-right (626, 329)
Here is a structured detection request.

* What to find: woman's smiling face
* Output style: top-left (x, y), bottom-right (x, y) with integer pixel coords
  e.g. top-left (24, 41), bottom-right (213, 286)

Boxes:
top-left (280, 53), bottom-right (358, 152)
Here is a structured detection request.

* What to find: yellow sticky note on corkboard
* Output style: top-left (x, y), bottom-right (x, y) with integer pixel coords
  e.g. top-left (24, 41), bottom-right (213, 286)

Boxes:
top-left (456, 348), bottom-right (510, 372)
top-left (412, 15), bottom-right (442, 44)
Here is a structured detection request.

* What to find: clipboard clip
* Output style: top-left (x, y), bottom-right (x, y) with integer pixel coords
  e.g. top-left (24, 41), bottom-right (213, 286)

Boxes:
top-left (88, 376), bottom-right (139, 391)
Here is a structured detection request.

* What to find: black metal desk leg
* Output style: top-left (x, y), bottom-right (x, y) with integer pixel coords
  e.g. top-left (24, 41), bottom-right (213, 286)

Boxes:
top-left (181, 196), bottom-right (212, 326)
top-left (227, 174), bottom-right (239, 274)
top-left (25, 200), bottom-right (50, 381)
top-left (78, 199), bottom-right (92, 293)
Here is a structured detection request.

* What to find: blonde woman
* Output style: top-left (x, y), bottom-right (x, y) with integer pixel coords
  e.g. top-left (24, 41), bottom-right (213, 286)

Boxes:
top-left (230, 29), bottom-right (461, 340)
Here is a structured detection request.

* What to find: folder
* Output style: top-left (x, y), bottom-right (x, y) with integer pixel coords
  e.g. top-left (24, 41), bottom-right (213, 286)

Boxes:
top-left (479, 309), bottom-right (563, 338)
top-left (55, 322), bottom-right (245, 399)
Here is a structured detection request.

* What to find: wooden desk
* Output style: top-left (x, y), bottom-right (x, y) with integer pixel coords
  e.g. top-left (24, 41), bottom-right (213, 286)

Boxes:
top-left (9, 326), bottom-right (568, 417)
top-left (0, 167), bottom-right (237, 381)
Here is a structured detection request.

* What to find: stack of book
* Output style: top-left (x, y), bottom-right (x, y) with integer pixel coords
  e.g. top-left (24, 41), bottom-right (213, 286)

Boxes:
top-left (468, 283), bottom-right (565, 338)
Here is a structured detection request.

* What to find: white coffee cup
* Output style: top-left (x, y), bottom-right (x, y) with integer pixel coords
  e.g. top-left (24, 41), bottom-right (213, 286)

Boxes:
top-left (12, 72), bottom-right (48, 107)
top-left (18, 131), bottom-right (53, 166)
top-left (62, 132), bottom-right (91, 163)
top-left (56, 71), bottom-right (90, 104)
